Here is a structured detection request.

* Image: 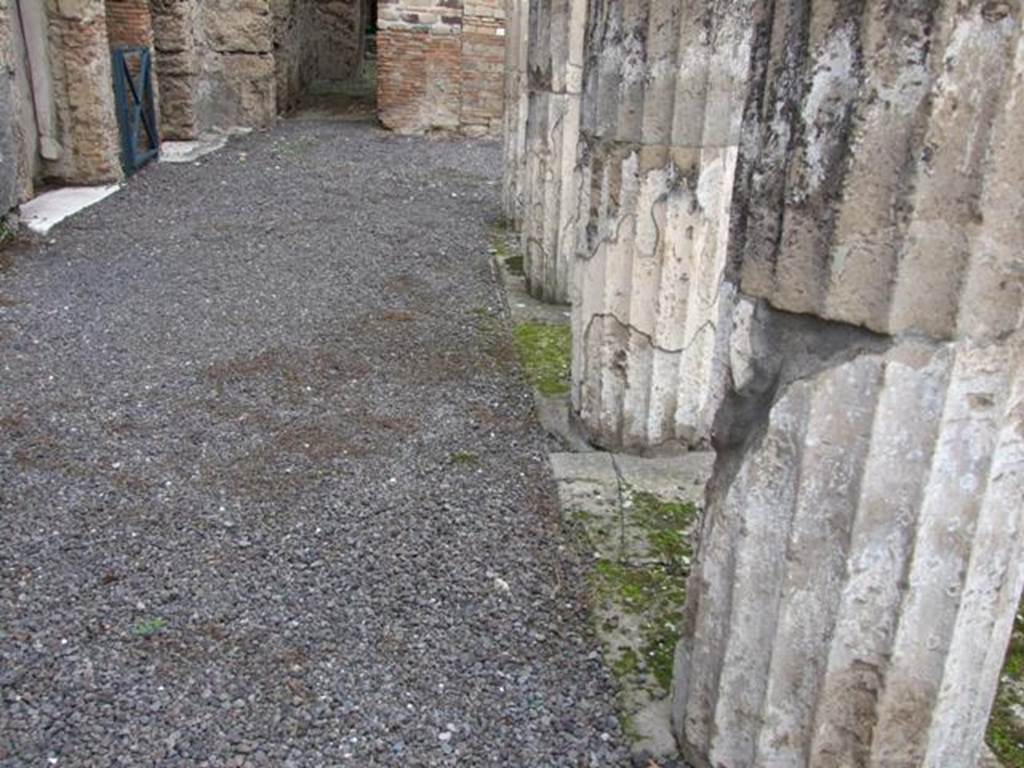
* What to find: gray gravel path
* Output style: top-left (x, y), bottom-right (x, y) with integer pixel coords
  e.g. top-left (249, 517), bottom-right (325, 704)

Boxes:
top-left (0, 122), bottom-right (629, 767)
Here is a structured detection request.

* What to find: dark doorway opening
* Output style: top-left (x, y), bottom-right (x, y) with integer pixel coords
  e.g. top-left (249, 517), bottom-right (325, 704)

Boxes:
top-left (278, 0), bottom-right (379, 121)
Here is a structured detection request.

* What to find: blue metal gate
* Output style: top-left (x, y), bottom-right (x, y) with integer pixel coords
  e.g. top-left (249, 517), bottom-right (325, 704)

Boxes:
top-left (111, 46), bottom-right (159, 174)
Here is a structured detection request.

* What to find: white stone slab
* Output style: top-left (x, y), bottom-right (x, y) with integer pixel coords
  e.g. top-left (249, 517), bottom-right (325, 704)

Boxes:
top-left (160, 134), bottom-right (229, 164)
top-left (19, 184), bottom-right (122, 235)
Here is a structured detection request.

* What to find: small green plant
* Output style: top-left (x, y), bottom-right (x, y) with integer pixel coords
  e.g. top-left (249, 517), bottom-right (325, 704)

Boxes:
top-left (449, 451), bottom-right (479, 465)
top-left (132, 618), bottom-right (167, 637)
top-left (491, 225), bottom-right (525, 276)
top-left (642, 619), bottom-right (683, 691)
top-left (512, 322), bottom-right (571, 396)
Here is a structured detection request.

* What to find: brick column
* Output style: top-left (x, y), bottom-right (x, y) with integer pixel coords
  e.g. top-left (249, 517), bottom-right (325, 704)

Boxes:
top-left (377, 0), bottom-right (505, 135)
top-left (105, 0), bottom-right (153, 49)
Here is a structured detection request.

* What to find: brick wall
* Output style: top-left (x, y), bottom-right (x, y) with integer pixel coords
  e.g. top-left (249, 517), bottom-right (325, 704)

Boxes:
top-left (377, 0), bottom-right (504, 135)
top-left (105, 0), bottom-right (153, 50)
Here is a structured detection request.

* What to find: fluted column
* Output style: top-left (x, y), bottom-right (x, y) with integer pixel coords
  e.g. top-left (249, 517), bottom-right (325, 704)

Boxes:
top-left (501, 0), bottom-right (529, 225)
top-left (518, 0), bottom-right (587, 303)
top-left (674, 2), bottom-right (1024, 766)
top-left (570, 0), bottom-right (757, 451)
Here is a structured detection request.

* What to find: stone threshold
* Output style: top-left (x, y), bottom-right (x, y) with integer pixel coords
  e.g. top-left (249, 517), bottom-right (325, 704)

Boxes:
top-left (19, 184), bottom-right (122, 236)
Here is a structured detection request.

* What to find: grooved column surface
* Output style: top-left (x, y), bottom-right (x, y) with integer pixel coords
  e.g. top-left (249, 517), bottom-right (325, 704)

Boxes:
top-left (674, 336), bottom-right (1024, 768)
top-left (517, 0), bottom-right (586, 303)
top-left (570, 0), bottom-right (756, 450)
top-left (501, 0), bottom-right (529, 224)
top-left (735, 1), bottom-right (1024, 341)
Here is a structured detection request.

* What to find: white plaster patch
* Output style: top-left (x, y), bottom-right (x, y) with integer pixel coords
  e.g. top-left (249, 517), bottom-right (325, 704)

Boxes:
top-left (19, 184), bottom-right (122, 235)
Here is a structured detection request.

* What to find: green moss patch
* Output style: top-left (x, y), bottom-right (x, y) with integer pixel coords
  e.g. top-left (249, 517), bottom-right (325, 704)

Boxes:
top-left (512, 322), bottom-right (571, 396)
top-left (591, 558), bottom-right (688, 695)
top-left (988, 606), bottom-right (1024, 766)
top-left (490, 227), bottom-right (525, 277)
top-left (0, 219), bottom-right (14, 249)
top-left (504, 254), bottom-right (525, 276)
top-left (631, 491), bottom-right (698, 570)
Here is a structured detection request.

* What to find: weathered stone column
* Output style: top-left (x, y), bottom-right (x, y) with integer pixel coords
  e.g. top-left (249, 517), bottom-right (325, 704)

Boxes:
top-left (570, 0), bottom-right (756, 451)
top-left (674, 2), bottom-right (1024, 766)
top-left (150, 0), bottom-right (200, 140)
top-left (501, 0), bottom-right (529, 225)
top-left (518, 0), bottom-right (586, 303)
top-left (44, 0), bottom-right (123, 183)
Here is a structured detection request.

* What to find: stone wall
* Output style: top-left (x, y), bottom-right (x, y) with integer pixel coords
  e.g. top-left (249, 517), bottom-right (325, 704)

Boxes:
top-left (377, 0), bottom-right (505, 135)
top-left (195, 0), bottom-right (276, 131)
top-left (507, 0), bottom-right (1024, 765)
top-left (5, 0), bottom-right (48, 203)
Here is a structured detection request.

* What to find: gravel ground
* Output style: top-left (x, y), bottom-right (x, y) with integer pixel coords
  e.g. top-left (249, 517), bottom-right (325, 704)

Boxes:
top-left (0, 122), bottom-right (629, 767)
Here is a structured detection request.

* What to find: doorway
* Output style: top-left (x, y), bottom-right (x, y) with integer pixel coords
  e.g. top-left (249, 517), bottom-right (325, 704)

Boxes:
top-left (275, 0), bottom-right (379, 121)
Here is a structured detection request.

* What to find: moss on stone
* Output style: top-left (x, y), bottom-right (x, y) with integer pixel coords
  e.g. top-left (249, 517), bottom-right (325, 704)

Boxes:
top-left (642, 618), bottom-right (683, 691)
top-left (504, 254), bottom-right (525, 276)
top-left (612, 646), bottom-right (640, 679)
top-left (593, 560), bottom-right (685, 616)
top-left (591, 558), bottom-right (686, 695)
top-left (0, 219), bottom-right (13, 249)
top-left (631, 491), bottom-right (698, 571)
top-left (512, 322), bottom-right (571, 396)
top-left (988, 605), bottom-right (1024, 766)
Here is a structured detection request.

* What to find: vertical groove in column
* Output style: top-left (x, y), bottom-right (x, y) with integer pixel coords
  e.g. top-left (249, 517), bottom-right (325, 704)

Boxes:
top-left (502, 0), bottom-right (531, 225)
top-left (677, 336), bottom-right (1024, 767)
top-left (518, 0), bottom-right (587, 303)
top-left (737, 1), bottom-right (1023, 341)
top-left (572, 0), bottom-right (758, 451)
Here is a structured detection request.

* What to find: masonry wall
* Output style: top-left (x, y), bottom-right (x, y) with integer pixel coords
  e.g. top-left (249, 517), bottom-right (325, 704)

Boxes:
top-left (195, 0), bottom-right (276, 131)
top-left (377, 0), bottom-right (505, 136)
